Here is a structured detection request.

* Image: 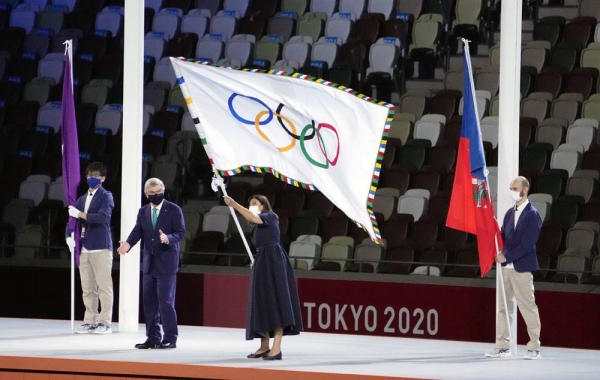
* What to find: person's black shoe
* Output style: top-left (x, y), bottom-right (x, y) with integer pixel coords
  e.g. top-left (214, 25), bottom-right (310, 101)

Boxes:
top-left (156, 342), bottom-right (177, 349)
top-left (262, 351), bottom-right (282, 360)
top-left (247, 349), bottom-right (270, 358)
top-left (135, 341), bottom-right (159, 349)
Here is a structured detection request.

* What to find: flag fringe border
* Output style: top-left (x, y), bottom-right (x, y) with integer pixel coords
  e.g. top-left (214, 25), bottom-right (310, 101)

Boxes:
top-left (173, 58), bottom-right (394, 243)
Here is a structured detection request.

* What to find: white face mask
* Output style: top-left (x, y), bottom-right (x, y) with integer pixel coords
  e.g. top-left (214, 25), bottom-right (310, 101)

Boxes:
top-left (249, 205), bottom-right (260, 214)
top-left (510, 190), bottom-right (523, 203)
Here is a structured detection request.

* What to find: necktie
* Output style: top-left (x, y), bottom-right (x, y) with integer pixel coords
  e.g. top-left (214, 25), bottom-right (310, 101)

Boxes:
top-left (152, 207), bottom-right (158, 229)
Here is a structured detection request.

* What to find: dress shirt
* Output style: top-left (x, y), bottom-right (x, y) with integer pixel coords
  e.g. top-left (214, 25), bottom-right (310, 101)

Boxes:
top-left (506, 199), bottom-right (530, 269)
top-left (84, 188), bottom-right (97, 213)
top-left (82, 188), bottom-right (102, 252)
top-left (151, 201), bottom-right (163, 229)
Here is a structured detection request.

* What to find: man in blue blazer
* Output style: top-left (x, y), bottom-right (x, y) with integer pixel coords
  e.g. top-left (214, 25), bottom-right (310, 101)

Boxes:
top-left (117, 178), bottom-right (185, 349)
top-left (66, 162), bottom-right (114, 335)
top-left (486, 176), bottom-right (542, 360)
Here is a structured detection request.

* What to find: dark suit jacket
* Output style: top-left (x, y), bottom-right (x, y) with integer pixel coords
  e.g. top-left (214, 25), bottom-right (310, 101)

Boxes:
top-left (125, 199), bottom-right (185, 275)
top-left (66, 186), bottom-right (114, 251)
top-left (500, 202), bottom-right (542, 273)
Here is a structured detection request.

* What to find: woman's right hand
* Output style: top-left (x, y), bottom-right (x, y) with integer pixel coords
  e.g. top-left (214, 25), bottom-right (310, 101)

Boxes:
top-left (223, 195), bottom-right (237, 208)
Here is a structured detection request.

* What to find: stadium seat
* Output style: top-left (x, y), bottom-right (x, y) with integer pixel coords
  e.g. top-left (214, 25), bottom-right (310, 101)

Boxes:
top-left (153, 7), bottom-right (182, 41)
top-left (313, 241), bottom-right (351, 271)
top-left (209, 11), bottom-right (238, 40)
top-left (268, 12), bottom-right (297, 42)
top-left (377, 245), bottom-right (414, 274)
top-left (195, 33), bottom-right (225, 63)
top-left (367, 0), bottom-right (395, 20)
top-left (339, 0), bottom-right (366, 20)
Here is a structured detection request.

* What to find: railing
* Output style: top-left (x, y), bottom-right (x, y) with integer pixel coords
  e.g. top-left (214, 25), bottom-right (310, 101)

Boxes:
top-left (1, 243), bottom-right (595, 284)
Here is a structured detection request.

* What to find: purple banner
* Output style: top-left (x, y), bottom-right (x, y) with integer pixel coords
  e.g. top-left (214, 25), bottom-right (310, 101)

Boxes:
top-left (61, 44), bottom-right (81, 266)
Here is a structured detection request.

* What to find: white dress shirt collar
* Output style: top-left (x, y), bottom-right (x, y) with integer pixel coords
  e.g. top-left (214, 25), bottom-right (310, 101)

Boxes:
top-left (152, 201), bottom-right (164, 213)
top-left (514, 199), bottom-right (529, 227)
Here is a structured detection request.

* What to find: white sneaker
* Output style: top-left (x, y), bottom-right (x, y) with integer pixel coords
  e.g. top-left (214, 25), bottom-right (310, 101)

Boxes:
top-left (93, 323), bottom-right (112, 334)
top-left (523, 350), bottom-right (541, 360)
top-left (485, 348), bottom-right (512, 358)
top-left (75, 323), bottom-right (96, 334)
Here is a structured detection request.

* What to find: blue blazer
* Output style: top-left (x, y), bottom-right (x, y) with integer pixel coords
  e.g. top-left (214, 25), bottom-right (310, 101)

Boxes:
top-left (500, 202), bottom-right (542, 273)
top-left (66, 186), bottom-right (114, 251)
top-left (125, 199), bottom-right (185, 275)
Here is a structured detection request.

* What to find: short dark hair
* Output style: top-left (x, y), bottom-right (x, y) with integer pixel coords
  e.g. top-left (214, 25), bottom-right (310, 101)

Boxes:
top-left (86, 162), bottom-right (107, 177)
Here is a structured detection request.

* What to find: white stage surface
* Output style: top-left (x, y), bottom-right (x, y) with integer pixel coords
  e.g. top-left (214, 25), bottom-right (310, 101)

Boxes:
top-left (1, 318), bottom-right (599, 380)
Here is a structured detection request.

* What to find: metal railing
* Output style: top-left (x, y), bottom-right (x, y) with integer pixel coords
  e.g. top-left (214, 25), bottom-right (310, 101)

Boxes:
top-left (1, 243), bottom-right (596, 284)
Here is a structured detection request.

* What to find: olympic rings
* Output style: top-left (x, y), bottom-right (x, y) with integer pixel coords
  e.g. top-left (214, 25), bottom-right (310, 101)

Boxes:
top-left (228, 94), bottom-right (273, 125)
top-left (227, 93), bottom-right (340, 169)
top-left (317, 123), bottom-right (340, 166)
top-left (276, 103), bottom-right (316, 141)
top-left (255, 110), bottom-right (297, 152)
top-left (300, 124), bottom-right (327, 168)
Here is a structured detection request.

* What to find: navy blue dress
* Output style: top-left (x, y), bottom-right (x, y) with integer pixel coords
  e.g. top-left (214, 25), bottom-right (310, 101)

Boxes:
top-left (246, 212), bottom-right (303, 340)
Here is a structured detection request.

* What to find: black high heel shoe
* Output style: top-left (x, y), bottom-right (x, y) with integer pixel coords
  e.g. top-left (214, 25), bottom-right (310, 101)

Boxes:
top-left (247, 349), bottom-right (270, 358)
top-left (262, 351), bottom-right (282, 360)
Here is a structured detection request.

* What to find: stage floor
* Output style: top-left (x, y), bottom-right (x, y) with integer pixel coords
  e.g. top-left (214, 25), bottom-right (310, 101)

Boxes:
top-left (0, 318), bottom-right (599, 380)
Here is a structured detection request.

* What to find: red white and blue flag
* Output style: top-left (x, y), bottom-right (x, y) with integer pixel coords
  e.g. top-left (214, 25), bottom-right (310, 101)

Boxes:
top-left (446, 41), bottom-right (503, 276)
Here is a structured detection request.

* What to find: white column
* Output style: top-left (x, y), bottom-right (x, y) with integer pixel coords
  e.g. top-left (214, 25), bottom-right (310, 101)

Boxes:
top-left (498, 2), bottom-right (523, 219)
top-left (119, 0), bottom-right (144, 332)
top-left (498, 0), bottom-right (523, 355)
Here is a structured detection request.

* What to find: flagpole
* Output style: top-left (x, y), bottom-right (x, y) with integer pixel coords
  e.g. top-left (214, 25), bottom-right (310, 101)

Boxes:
top-left (68, 39), bottom-right (75, 333)
top-left (212, 170), bottom-right (254, 264)
top-left (484, 174), bottom-right (511, 351)
top-left (462, 38), bottom-right (512, 348)
top-left (482, 174), bottom-right (511, 348)
top-left (66, 39), bottom-right (74, 334)
top-left (62, 39), bottom-right (75, 334)
top-left (481, 173), bottom-right (511, 350)
top-left (71, 235), bottom-right (74, 333)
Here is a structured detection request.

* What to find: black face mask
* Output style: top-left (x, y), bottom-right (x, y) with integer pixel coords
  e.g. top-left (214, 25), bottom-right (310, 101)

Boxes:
top-left (148, 193), bottom-right (164, 205)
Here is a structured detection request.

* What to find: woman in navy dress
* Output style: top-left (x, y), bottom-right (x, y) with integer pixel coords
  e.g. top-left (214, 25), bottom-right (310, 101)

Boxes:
top-left (223, 194), bottom-right (303, 361)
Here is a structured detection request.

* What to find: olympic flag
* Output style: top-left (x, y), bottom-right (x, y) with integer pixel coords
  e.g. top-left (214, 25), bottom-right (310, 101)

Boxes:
top-left (170, 58), bottom-right (394, 243)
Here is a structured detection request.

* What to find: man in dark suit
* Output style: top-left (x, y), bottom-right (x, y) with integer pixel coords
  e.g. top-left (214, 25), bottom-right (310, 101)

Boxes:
top-left (66, 162), bottom-right (114, 334)
top-left (486, 176), bottom-right (542, 360)
top-left (117, 178), bottom-right (185, 349)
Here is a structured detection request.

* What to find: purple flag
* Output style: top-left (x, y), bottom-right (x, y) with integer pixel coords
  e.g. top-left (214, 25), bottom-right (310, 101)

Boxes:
top-left (61, 42), bottom-right (81, 266)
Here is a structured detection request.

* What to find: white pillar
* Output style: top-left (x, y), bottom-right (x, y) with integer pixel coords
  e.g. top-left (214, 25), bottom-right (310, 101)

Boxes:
top-left (498, 0), bottom-right (523, 354)
top-left (119, 0), bottom-right (144, 332)
top-left (498, 1), bottom-right (523, 211)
